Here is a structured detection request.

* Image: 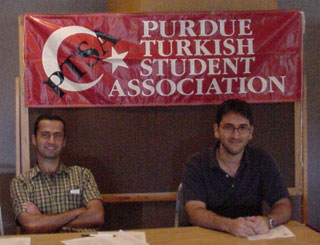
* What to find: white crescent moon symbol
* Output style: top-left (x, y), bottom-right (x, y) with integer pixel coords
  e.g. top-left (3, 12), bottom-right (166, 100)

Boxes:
top-left (42, 26), bottom-right (103, 92)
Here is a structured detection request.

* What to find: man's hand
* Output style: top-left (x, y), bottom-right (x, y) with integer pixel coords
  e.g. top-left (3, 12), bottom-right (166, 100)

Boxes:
top-left (23, 202), bottom-right (41, 215)
top-left (186, 201), bottom-right (260, 237)
top-left (247, 216), bottom-right (270, 234)
top-left (227, 217), bottom-right (257, 237)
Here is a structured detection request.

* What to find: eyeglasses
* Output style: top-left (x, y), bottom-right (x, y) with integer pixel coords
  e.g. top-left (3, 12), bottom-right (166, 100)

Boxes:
top-left (221, 124), bottom-right (251, 135)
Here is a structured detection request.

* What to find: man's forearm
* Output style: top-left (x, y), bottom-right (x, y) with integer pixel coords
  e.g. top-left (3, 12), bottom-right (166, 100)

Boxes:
top-left (268, 198), bottom-right (292, 226)
top-left (186, 201), bottom-right (257, 237)
top-left (65, 200), bottom-right (105, 228)
top-left (188, 206), bottom-right (233, 232)
top-left (19, 207), bottom-right (85, 233)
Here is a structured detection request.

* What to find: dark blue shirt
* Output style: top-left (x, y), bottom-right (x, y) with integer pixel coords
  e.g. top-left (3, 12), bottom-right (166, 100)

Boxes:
top-left (183, 143), bottom-right (289, 218)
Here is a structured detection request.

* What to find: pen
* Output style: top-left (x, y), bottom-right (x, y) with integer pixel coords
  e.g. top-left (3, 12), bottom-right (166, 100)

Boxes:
top-left (81, 234), bottom-right (116, 237)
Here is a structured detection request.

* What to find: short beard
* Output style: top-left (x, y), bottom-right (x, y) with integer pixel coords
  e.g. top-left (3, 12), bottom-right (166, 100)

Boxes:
top-left (220, 141), bottom-right (245, 156)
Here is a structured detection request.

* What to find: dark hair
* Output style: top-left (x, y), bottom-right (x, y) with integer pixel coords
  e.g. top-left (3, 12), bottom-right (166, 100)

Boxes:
top-left (216, 99), bottom-right (254, 125)
top-left (34, 114), bottom-right (66, 136)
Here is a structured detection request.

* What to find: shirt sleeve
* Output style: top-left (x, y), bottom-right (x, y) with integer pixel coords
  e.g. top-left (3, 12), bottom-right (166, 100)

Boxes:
top-left (258, 150), bottom-right (289, 206)
top-left (10, 176), bottom-right (29, 218)
top-left (81, 168), bottom-right (102, 206)
top-left (182, 153), bottom-right (207, 204)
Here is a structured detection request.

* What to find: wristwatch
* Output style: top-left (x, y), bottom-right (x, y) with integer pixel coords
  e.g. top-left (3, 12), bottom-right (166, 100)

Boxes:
top-left (267, 216), bottom-right (276, 229)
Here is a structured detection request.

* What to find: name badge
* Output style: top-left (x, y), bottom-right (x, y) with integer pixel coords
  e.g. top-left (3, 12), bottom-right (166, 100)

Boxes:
top-left (70, 189), bottom-right (81, 195)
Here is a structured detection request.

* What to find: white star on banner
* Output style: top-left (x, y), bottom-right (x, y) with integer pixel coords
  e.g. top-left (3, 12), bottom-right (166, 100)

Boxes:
top-left (103, 47), bottom-right (128, 73)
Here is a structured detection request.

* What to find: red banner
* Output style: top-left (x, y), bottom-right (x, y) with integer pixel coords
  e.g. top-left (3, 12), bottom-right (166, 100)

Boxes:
top-left (22, 10), bottom-right (304, 107)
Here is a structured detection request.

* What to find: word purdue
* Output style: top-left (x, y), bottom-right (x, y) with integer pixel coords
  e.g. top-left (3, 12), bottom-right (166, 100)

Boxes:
top-left (142, 19), bottom-right (253, 38)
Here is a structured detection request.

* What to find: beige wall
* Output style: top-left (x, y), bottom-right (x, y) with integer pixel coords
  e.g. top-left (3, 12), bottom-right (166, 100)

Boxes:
top-left (107, 0), bottom-right (277, 12)
top-left (278, 0), bottom-right (320, 229)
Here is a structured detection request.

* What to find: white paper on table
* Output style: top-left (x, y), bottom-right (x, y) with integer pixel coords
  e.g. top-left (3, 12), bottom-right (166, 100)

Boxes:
top-left (62, 237), bottom-right (115, 245)
top-left (117, 230), bottom-right (148, 243)
top-left (62, 230), bottom-right (149, 245)
top-left (248, 225), bottom-right (295, 241)
top-left (0, 237), bottom-right (30, 245)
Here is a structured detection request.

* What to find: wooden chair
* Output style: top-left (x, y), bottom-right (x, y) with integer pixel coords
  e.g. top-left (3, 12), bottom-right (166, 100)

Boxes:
top-left (101, 192), bottom-right (177, 204)
top-left (101, 190), bottom-right (180, 228)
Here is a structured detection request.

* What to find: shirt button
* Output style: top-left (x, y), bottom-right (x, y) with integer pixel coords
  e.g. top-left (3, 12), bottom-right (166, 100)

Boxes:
top-left (226, 174), bottom-right (229, 178)
top-left (232, 184), bottom-right (235, 188)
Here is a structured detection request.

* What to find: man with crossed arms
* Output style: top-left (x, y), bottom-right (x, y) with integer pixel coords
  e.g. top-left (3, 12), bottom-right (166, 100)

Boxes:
top-left (183, 99), bottom-right (292, 237)
top-left (11, 114), bottom-right (104, 233)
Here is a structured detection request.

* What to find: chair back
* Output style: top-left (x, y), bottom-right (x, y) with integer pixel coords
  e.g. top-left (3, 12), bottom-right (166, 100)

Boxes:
top-left (174, 183), bottom-right (184, 227)
top-left (0, 204), bottom-right (4, 235)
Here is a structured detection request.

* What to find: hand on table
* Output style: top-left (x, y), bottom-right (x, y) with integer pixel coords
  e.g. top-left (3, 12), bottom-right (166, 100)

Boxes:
top-left (246, 216), bottom-right (270, 234)
top-left (228, 217), bottom-right (257, 237)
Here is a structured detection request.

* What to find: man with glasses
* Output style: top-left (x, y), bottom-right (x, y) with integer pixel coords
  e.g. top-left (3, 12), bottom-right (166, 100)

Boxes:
top-left (10, 114), bottom-right (104, 233)
top-left (183, 99), bottom-right (292, 237)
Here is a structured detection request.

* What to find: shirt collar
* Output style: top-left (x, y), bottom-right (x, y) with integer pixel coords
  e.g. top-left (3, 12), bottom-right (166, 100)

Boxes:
top-left (30, 162), bottom-right (69, 179)
top-left (209, 141), bottom-right (251, 169)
